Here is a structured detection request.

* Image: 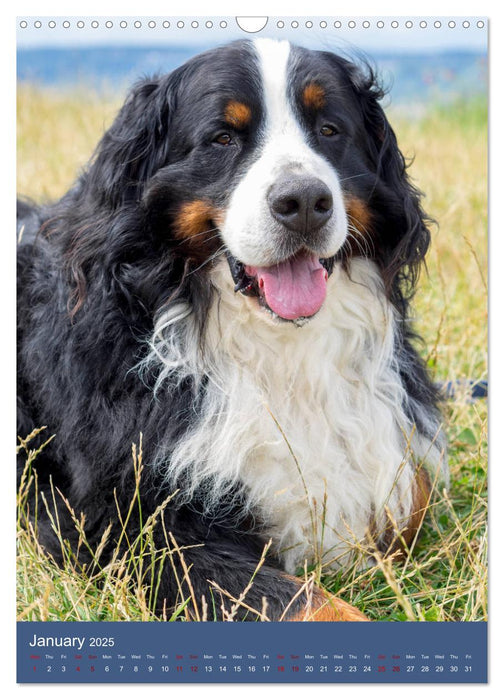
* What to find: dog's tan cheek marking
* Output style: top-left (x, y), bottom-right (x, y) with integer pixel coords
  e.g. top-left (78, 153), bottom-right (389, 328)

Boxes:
top-left (344, 194), bottom-right (373, 236)
top-left (174, 199), bottom-right (221, 239)
top-left (173, 199), bottom-right (225, 256)
top-left (224, 101), bottom-right (252, 128)
top-left (302, 83), bottom-right (326, 110)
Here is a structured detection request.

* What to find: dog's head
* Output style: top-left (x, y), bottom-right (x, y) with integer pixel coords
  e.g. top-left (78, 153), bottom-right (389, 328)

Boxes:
top-left (82, 39), bottom-right (430, 322)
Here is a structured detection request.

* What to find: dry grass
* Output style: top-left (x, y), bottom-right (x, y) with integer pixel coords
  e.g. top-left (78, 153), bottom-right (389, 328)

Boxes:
top-left (17, 85), bottom-right (121, 202)
top-left (16, 86), bottom-right (487, 622)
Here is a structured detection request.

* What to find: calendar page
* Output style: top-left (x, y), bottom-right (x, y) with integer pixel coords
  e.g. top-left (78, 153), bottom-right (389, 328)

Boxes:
top-left (16, 15), bottom-right (488, 684)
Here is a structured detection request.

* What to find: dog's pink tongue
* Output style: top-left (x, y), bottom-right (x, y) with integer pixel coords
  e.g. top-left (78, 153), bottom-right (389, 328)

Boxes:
top-left (252, 253), bottom-right (328, 320)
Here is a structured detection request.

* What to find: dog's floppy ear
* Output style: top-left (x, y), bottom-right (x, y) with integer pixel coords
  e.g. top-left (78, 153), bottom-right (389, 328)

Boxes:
top-left (57, 76), bottom-right (176, 316)
top-left (87, 77), bottom-right (173, 208)
top-left (348, 61), bottom-right (431, 311)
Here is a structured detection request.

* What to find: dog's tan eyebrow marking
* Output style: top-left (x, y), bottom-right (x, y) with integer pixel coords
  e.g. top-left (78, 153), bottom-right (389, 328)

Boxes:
top-left (302, 83), bottom-right (326, 110)
top-left (224, 100), bottom-right (252, 128)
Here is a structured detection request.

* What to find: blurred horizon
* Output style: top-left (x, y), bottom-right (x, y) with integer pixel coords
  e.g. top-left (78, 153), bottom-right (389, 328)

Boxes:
top-left (17, 44), bottom-right (488, 110)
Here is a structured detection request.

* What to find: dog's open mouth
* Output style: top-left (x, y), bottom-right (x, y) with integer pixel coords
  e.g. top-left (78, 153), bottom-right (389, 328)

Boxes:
top-left (227, 250), bottom-right (335, 322)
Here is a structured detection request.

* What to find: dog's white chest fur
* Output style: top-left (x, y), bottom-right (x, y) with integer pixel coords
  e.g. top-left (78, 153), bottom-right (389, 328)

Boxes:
top-left (151, 259), bottom-right (424, 572)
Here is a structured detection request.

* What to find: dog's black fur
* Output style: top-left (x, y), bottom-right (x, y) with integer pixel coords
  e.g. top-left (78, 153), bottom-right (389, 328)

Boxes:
top-left (17, 41), bottom-right (441, 620)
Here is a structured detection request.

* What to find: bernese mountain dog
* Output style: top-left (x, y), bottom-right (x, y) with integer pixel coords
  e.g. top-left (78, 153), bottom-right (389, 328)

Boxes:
top-left (17, 39), bottom-right (447, 621)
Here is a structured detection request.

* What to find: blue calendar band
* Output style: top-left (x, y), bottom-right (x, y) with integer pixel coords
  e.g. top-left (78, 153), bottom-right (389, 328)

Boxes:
top-left (17, 620), bottom-right (487, 683)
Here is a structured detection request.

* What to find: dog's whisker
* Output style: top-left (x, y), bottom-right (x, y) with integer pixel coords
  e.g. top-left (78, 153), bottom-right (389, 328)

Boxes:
top-left (173, 231), bottom-right (223, 251)
top-left (339, 173), bottom-right (369, 183)
top-left (347, 232), bottom-right (368, 259)
top-left (347, 216), bottom-right (376, 258)
top-left (186, 245), bottom-right (228, 276)
top-left (174, 227), bottom-right (220, 246)
top-left (347, 228), bottom-right (370, 258)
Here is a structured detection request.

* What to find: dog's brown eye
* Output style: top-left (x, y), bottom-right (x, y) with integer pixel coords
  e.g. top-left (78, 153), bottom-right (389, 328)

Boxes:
top-left (320, 124), bottom-right (339, 137)
top-left (214, 133), bottom-right (233, 145)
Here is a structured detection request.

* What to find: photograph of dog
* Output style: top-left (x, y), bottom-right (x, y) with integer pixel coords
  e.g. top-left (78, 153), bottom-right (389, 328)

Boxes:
top-left (17, 37), bottom-right (458, 622)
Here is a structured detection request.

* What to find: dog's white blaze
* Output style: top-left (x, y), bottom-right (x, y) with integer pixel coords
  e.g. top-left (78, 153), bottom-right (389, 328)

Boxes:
top-left (221, 39), bottom-right (348, 266)
top-left (146, 259), bottom-right (446, 573)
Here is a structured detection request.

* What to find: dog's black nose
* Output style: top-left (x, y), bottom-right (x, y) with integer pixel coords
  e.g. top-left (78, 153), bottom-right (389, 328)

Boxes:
top-left (268, 176), bottom-right (333, 234)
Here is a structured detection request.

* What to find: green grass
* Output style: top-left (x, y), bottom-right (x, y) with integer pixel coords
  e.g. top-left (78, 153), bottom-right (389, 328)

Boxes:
top-left (16, 86), bottom-right (487, 622)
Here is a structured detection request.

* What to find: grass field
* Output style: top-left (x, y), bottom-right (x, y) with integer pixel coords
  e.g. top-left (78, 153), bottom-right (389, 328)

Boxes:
top-left (16, 86), bottom-right (488, 622)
